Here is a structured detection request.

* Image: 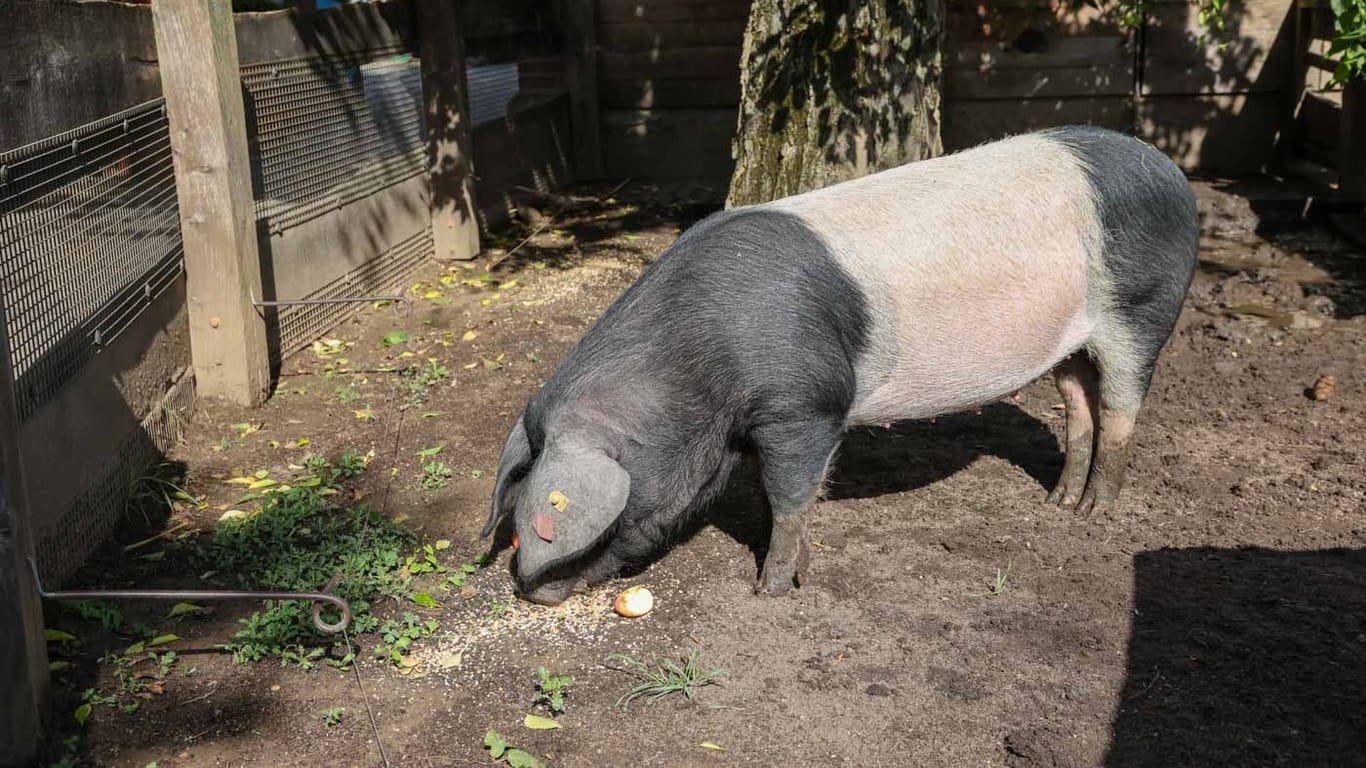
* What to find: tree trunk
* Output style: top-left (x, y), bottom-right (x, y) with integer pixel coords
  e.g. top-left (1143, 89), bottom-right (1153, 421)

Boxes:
top-left (727, 0), bottom-right (945, 208)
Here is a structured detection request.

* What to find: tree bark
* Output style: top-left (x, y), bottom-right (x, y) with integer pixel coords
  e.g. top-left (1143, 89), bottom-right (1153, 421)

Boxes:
top-left (727, 0), bottom-right (945, 208)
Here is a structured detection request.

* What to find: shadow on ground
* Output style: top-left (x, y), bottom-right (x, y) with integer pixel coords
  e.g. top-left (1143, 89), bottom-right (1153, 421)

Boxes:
top-left (541, 402), bottom-right (1064, 584)
top-left (1104, 546), bottom-right (1366, 767)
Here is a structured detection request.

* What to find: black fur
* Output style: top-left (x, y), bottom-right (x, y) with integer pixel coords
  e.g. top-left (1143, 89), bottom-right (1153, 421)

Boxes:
top-left (510, 208), bottom-right (871, 588)
top-left (1045, 125), bottom-right (1200, 395)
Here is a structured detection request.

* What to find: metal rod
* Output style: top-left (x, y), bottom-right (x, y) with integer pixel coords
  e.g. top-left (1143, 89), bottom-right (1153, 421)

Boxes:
top-left (249, 290), bottom-right (412, 319)
top-left (28, 558), bottom-right (352, 634)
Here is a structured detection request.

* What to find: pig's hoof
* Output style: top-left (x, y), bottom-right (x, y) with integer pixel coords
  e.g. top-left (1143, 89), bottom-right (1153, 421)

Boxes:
top-left (1073, 490), bottom-right (1115, 516)
top-left (753, 566), bottom-right (800, 597)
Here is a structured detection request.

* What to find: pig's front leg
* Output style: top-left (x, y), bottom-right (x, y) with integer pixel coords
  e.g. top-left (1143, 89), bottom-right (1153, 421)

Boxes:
top-left (751, 419), bottom-right (841, 597)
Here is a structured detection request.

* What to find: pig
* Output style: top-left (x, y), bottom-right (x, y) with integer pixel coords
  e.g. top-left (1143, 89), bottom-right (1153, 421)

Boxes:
top-left (481, 126), bottom-right (1199, 606)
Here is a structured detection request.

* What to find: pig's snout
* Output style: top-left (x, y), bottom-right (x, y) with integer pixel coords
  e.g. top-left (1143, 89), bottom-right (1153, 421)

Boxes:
top-left (513, 551), bottom-right (586, 605)
top-left (515, 573), bottom-right (582, 606)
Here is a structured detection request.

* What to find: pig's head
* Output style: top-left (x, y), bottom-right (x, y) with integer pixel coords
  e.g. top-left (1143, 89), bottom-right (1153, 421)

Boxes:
top-left (480, 417), bottom-right (631, 605)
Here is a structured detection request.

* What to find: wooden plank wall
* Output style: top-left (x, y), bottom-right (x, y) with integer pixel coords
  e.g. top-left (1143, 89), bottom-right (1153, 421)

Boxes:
top-left (590, 0), bottom-right (1300, 180)
top-left (945, 0), bottom-right (1298, 174)
top-left (943, 0), bottom-right (1135, 150)
top-left (1138, 0), bottom-right (1297, 173)
top-left (595, 0), bottom-right (750, 181)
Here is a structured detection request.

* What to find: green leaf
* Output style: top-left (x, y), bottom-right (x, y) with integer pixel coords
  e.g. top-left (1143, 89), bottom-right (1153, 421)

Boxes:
top-left (125, 641), bottom-right (146, 655)
top-left (45, 629), bottom-right (77, 643)
top-left (49, 660), bottom-right (72, 672)
top-left (434, 539), bottom-right (452, 550)
top-left (700, 741), bottom-right (725, 751)
top-left (417, 446), bottom-right (444, 458)
top-left (523, 714), bottom-right (561, 730)
top-left (148, 634), bottom-right (179, 647)
top-left (380, 330), bottom-right (412, 348)
top-left (484, 729), bottom-right (508, 759)
top-left (505, 749), bottom-right (544, 768)
top-left (167, 602), bottom-right (204, 619)
top-left (410, 592), bottom-right (440, 609)
top-left (74, 703), bottom-right (92, 725)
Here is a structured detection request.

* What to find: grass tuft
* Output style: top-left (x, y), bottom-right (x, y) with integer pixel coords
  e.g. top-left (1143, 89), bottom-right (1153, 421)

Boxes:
top-left (607, 647), bottom-right (726, 708)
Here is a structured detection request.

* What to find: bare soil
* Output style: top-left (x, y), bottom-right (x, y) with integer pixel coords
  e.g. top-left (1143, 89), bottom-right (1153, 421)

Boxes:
top-left (46, 179), bottom-right (1366, 768)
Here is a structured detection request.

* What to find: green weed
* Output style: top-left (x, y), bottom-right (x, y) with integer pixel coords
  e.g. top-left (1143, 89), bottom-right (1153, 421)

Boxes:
top-left (421, 460), bottom-right (452, 491)
top-left (533, 667), bottom-right (574, 716)
top-left (320, 706), bottom-right (345, 727)
top-left (334, 384), bottom-right (362, 403)
top-left (483, 730), bottom-right (544, 767)
top-left (208, 456), bottom-right (417, 663)
top-left (970, 561), bottom-right (1012, 599)
top-left (375, 612), bottom-right (440, 666)
top-left (608, 647), bottom-right (726, 708)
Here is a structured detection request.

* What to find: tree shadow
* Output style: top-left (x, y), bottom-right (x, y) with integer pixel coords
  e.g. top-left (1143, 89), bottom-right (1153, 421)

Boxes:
top-left (945, 0), bottom-right (1316, 183)
top-left (730, 0), bottom-right (943, 203)
top-left (235, 2), bottom-right (446, 372)
top-left (480, 179), bottom-right (727, 274)
top-left (1103, 546), bottom-right (1366, 766)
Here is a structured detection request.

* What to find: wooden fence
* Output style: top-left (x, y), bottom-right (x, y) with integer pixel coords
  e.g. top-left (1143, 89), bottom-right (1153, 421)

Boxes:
top-left (572, 0), bottom-right (1362, 202)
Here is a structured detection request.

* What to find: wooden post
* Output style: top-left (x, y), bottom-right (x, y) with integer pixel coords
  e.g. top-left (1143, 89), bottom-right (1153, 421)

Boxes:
top-left (1341, 80), bottom-right (1365, 205)
top-left (417, 0), bottom-right (481, 261)
top-left (0, 310), bottom-right (48, 767)
top-left (1276, 0), bottom-right (1310, 171)
top-left (152, 0), bottom-right (271, 406)
top-left (562, 0), bottom-right (604, 180)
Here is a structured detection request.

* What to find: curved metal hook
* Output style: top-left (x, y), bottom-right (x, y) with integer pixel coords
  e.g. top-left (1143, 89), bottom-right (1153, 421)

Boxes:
top-left (29, 558), bottom-right (353, 634)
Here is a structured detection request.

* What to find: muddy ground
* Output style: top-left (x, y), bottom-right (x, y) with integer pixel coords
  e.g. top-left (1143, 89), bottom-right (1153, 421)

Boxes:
top-left (43, 179), bottom-right (1365, 768)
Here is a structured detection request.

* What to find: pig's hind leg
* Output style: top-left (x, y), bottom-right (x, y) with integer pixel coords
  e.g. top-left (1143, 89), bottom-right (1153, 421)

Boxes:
top-left (1072, 267), bottom-right (1192, 514)
top-left (1046, 352), bottom-right (1099, 507)
top-left (751, 418), bottom-right (842, 597)
top-left (1049, 126), bottom-right (1199, 513)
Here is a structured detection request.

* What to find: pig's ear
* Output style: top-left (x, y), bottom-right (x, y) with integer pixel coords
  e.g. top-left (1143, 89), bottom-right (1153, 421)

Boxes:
top-left (481, 417), bottom-right (532, 538)
top-left (514, 443), bottom-right (630, 583)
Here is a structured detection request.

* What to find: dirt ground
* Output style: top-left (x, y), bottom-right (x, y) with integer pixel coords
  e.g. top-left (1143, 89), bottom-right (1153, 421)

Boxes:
top-left (45, 178), bottom-right (1365, 768)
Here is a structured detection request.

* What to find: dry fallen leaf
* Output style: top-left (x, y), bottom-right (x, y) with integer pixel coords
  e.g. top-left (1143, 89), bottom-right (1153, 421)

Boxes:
top-left (523, 714), bottom-right (561, 730)
top-left (699, 741), bottom-right (725, 751)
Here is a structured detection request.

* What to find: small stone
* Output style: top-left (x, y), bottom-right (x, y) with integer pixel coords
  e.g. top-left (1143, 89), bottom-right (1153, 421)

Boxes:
top-left (865, 683), bottom-right (893, 697)
top-left (269, 685), bottom-right (280, 692)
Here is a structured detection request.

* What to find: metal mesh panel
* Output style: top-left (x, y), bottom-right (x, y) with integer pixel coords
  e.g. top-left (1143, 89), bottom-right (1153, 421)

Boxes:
top-left (468, 62), bottom-right (521, 126)
top-left (242, 49), bottom-right (427, 234)
top-left (33, 369), bottom-right (195, 587)
top-left (0, 99), bottom-right (185, 421)
top-left (273, 227), bottom-right (433, 360)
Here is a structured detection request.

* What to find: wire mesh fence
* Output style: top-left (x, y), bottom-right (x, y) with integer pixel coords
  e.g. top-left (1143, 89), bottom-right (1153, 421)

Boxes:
top-left (271, 227), bottom-right (433, 360)
top-left (242, 48), bottom-right (428, 235)
top-left (0, 99), bottom-right (185, 421)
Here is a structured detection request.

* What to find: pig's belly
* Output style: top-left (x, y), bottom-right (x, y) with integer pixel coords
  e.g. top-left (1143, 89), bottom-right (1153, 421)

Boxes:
top-left (845, 282), bottom-right (1094, 426)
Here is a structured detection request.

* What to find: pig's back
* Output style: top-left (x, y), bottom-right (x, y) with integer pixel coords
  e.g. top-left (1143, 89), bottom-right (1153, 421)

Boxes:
top-left (760, 130), bottom-right (1144, 424)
